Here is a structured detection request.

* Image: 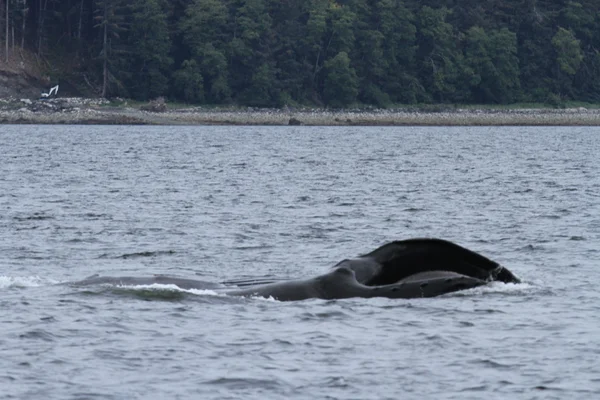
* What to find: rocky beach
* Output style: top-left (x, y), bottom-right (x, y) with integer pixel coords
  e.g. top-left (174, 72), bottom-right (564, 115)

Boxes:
top-left (1, 97), bottom-right (599, 126)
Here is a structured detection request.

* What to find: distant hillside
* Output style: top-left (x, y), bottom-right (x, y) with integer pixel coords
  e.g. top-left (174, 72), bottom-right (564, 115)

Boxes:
top-left (1, 0), bottom-right (599, 107)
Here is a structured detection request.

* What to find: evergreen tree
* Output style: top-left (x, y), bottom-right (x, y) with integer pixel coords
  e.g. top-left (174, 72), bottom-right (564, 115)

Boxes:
top-left (376, 0), bottom-right (421, 104)
top-left (126, 0), bottom-right (172, 100)
top-left (180, 0), bottom-right (231, 103)
top-left (464, 26), bottom-right (519, 103)
top-left (417, 6), bottom-right (467, 102)
top-left (464, 26), bottom-right (494, 102)
top-left (303, 0), bottom-right (329, 98)
top-left (229, 0), bottom-right (277, 106)
top-left (172, 59), bottom-right (204, 103)
top-left (552, 27), bottom-right (583, 98)
top-left (516, 0), bottom-right (558, 101)
top-left (323, 51), bottom-right (358, 107)
top-left (94, 0), bottom-right (127, 97)
top-left (488, 28), bottom-right (520, 103)
top-left (268, 0), bottom-right (309, 103)
top-left (3, 0), bottom-right (600, 106)
top-left (353, 0), bottom-right (390, 106)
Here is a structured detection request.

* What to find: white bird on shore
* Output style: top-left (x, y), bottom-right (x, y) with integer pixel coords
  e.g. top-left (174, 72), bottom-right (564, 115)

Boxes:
top-left (41, 85), bottom-right (59, 98)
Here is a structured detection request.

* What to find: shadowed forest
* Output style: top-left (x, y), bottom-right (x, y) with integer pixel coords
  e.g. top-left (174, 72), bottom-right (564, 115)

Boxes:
top-left (1, 0), bottom-right (599, 107)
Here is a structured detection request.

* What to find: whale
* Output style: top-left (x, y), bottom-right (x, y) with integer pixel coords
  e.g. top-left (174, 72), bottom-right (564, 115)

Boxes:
top-left (72, 238), bottom-right (520, 301)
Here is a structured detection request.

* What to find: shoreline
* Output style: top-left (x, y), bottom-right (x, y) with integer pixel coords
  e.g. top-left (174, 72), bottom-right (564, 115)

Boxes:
top-left (1, 98), bottom-right (599, 126)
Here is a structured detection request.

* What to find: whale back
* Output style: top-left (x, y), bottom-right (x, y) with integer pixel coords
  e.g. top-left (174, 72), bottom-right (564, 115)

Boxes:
top-left (331, 257), bottom-right (382, 284)
top-left (359, 238), bottom-right (519, 286)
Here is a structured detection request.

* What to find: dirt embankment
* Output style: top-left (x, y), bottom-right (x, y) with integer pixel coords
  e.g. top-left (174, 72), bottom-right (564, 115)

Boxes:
top-left (0, 49), bottom-right (52, 99)
top-left (0, 69), bottom-right (45, 99)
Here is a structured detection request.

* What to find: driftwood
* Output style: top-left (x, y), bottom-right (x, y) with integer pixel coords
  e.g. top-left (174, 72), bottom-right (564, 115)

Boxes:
top-left (141, 97), bottom-right (167, 112)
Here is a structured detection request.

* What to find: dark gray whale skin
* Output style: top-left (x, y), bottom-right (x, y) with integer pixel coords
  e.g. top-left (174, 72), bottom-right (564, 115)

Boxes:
top-left (72, 239), bottom-right (520, 301)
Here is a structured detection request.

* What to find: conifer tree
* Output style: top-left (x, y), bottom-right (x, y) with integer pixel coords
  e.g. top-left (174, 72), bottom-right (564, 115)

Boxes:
top-left (323, 51), bottom-right (358, 107)
top-left (94, 0), bottom-right (127, 97)
top-left (126, 0), bottom-right (172, 100)
top-left (180, 0), bottom-right (231, 103)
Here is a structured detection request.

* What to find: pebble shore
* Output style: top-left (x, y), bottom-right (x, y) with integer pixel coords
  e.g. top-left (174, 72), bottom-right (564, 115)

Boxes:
top-left (1, 97), bottom-right (599, 126)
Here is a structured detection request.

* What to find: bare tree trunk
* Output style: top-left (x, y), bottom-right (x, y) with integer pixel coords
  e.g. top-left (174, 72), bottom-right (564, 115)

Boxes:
top-left (102, 3), bottom-right (108, 97)
top-left (5, 0), bottom-right (8, 62)
top-left (77, 0), bottom-right (83, 41)
top-left (37, 0), bottom-right (41, 54)
top-left (21, 0), bottom-right (27, 49)
top-left (37, 0), bottom-right (48, 55)
top-left (75, 0), bottom-right (83, 58)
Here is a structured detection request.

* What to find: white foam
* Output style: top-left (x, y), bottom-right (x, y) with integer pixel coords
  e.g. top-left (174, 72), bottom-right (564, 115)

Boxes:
top-left (108, 283), bottom-right (224, 297)
top-left (103, 283), bottom-right (286, 302)
top-left (251, 294), bottom-right (279, 302)
top-left (0, 275), bottom-right (57, 289)
top-left (449, 281), bottom-right (534, 297)
top-left (108, 283), bottom-right (287, 302)
top-left (480, 281), bottom-right (533, 292)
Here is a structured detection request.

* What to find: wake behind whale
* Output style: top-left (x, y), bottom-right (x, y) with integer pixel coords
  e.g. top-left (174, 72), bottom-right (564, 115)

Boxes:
top-left (72, 238), bottom-right (520, 301)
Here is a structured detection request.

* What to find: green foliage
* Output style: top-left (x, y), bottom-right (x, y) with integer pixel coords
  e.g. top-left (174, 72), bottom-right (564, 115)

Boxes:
top-left (464, 26), bottom-right (520, 103)
top-left (552, 27), bottom-right (583, 76)
top-left (243, 63), bottom-right (280, 107)
top-left (229, 0), bottom-right (276, 106)
top-left (172, 60), bottom-right (205, 103)
top-left (180, 0), bottom-right (229, 51)
top-left (417, 6), bottom-right (468, 102)
top-left (126, 0), bottom-right (173, 100)
top-left (180, 0), bottom-right (231, 103)
top-left (489, 28), bottom-right (520, 103)
top-left (374, 0), bottom-right (420, 103)
top-left (93, 0), bottom-right (129, 97)
top-left (7, 0), bottom-right (600, 106)
top-left (328, 2), bottom-right (356, 55)
top-left (324, 51), bottom-right (359, 107)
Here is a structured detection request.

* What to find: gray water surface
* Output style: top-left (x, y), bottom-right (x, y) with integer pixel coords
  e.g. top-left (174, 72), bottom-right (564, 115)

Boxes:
top-left (1, 125), bottom-right (600, 399)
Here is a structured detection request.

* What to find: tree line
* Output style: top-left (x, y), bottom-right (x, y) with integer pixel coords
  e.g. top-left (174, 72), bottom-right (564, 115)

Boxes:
top-left (1, 0), bottom-right (599, 107)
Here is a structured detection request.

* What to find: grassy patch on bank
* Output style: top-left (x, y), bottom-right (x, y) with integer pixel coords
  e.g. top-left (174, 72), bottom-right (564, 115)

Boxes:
top-left (93, 98), bottom-right (600, 112)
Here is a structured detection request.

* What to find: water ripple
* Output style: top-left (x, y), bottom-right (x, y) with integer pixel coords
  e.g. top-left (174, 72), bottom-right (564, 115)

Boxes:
top-left (1, 125), bottom-right (600, 399)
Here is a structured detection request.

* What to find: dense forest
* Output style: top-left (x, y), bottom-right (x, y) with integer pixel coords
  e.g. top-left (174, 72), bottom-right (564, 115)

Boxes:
top-left (0, 0), bottom-right (599, 107)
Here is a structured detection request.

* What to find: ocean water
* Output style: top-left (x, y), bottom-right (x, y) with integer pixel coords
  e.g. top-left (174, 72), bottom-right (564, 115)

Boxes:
top-left (1, 125), bottom-right (599, 399)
